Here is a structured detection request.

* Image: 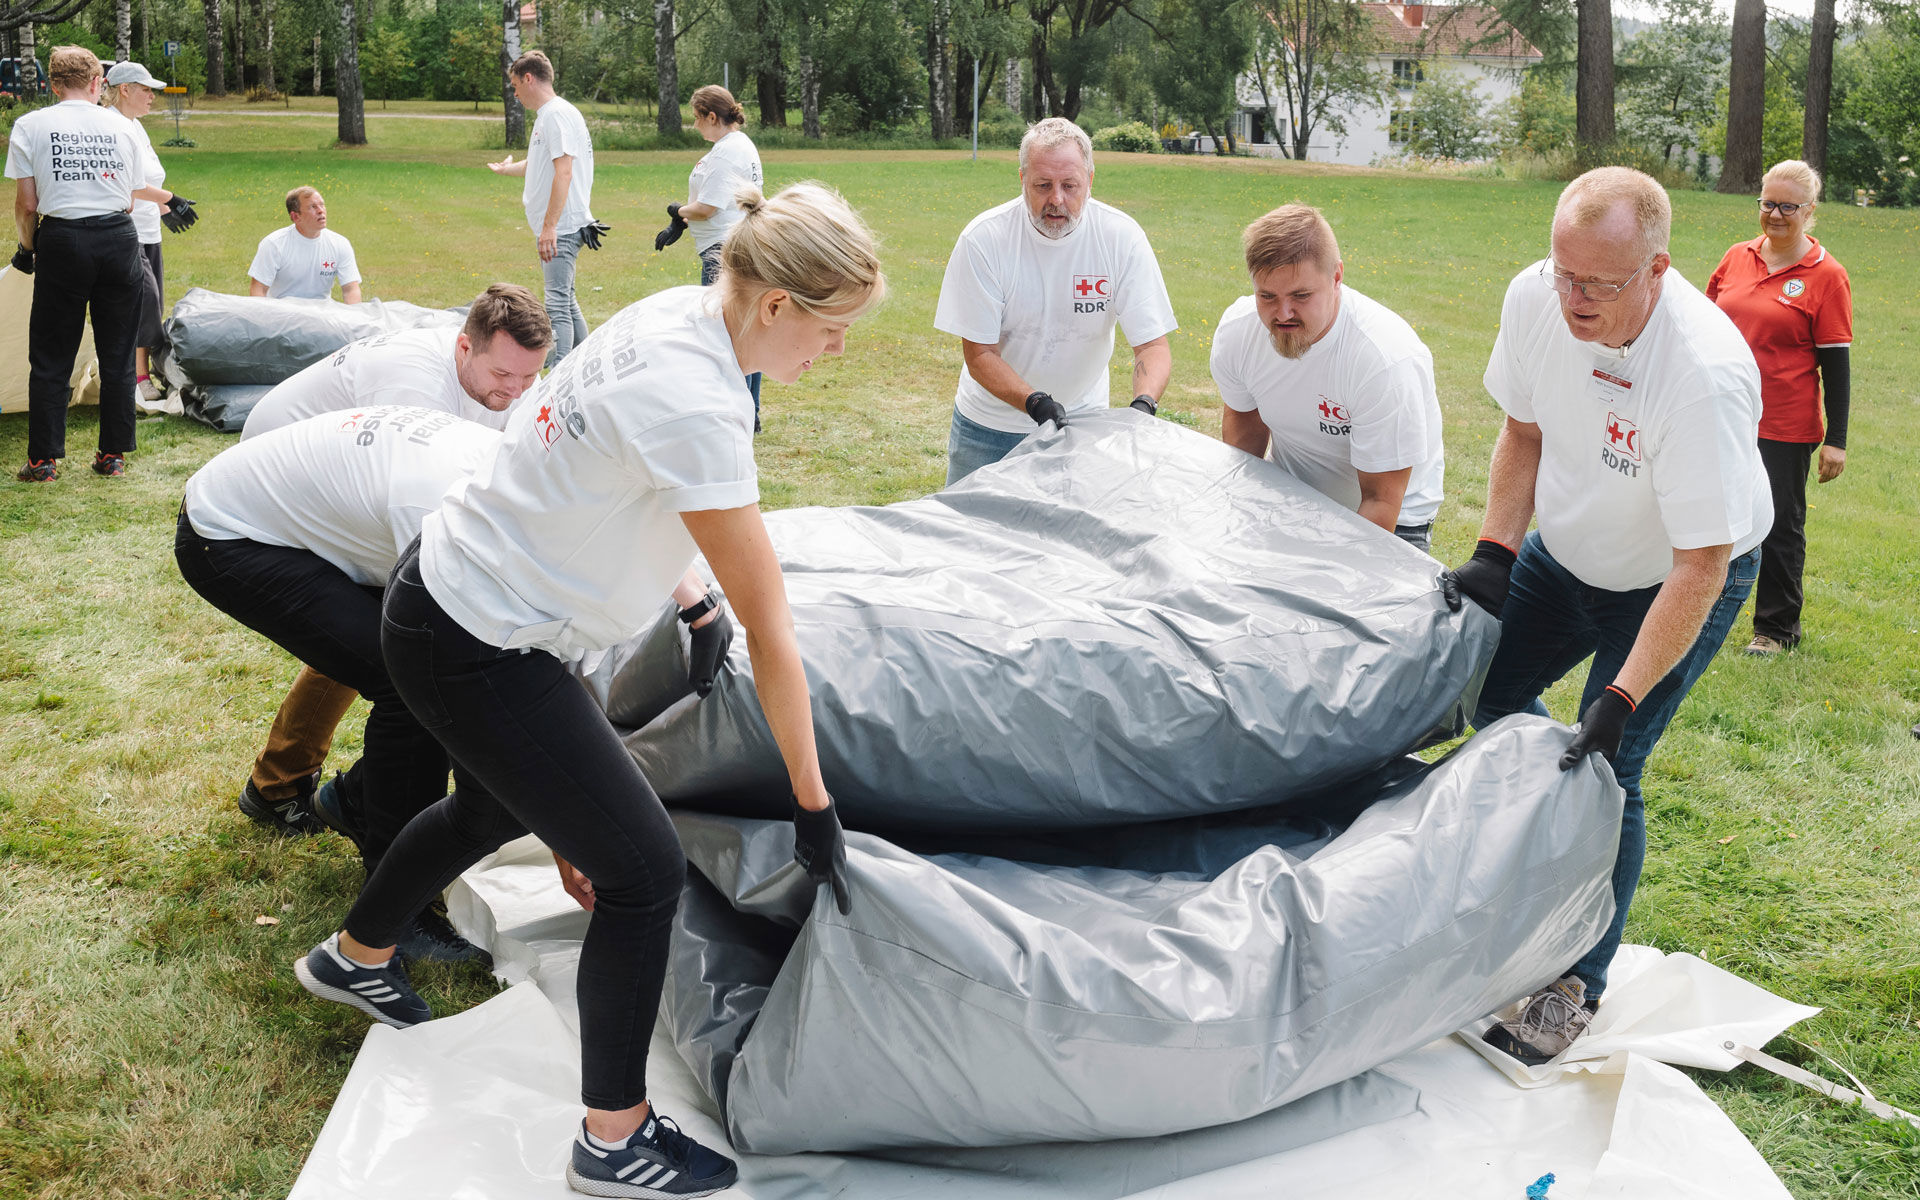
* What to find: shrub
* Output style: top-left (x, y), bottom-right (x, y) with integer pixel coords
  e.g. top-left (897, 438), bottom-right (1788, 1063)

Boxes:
top-left (1091, 121), bottom-right (1158, 154)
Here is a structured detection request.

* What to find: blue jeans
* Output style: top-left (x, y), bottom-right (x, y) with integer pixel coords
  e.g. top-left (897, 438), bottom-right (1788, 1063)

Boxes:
top-left (945, 408), bottom-right (1033, 486)
top-left (1473, 532), bottom-right (1759, 997)
top-left (541, 229), bottom-right (588, 367)
top-left (699, 244), bottom-right (761, 424)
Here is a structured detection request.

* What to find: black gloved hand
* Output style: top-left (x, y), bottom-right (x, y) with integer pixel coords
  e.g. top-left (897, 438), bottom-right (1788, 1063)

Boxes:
top-left (1129, 394), bottom-right (1158, 416)
top-left (792, 798), bottom-right (851, 915)
top-left (1560, 685), bottom-right (1636, 770)
top-left (1443, 538), bottom-right (1517, 618)
top-left (654, 203), bottom-right (687, 252)
top-left (160, 195), bottom-right (197, 233)
top-left (1024, 390), bottom-right (1068, 429)
top-left (684, 606), bottom-right (732, 698)
top-left (10, 244), bottom-right (32, 275)
top-left (580, 220), bottom-right (610, 251)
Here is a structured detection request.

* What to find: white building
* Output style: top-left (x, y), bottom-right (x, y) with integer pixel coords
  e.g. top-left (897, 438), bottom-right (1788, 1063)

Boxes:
top-left (1232, 3), bottom-right (1541, 164)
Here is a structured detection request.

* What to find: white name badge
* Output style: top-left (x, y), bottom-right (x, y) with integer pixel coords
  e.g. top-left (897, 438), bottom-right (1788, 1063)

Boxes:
top-left (1588, 366), bottom-right (1635, 407)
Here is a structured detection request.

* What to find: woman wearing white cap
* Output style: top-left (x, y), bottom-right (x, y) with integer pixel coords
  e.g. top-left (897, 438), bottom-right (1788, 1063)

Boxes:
top-left (104, 59), bottom-right (196, 410)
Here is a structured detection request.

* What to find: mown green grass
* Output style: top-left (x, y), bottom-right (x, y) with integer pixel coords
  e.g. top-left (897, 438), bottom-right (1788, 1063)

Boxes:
top-left (3, 112), bottom-right (1919, 1198)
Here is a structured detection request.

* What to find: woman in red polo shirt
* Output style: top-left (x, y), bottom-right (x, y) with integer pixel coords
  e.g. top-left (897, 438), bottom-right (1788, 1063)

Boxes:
top-left (1707, 158), bottom-right (1853, 657)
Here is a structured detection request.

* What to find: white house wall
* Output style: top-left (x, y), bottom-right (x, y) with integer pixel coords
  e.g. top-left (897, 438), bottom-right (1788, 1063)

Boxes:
top-left (1235, 54), bottom-right (1530, 164)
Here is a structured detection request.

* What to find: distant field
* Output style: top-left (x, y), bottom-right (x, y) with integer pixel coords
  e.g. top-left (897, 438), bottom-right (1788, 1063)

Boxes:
top-left (2, 111), bottom-right (1918, 1198)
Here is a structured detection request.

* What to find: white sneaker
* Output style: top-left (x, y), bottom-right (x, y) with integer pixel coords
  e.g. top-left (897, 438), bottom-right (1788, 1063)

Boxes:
top-left (1482, 974), bottom-right (1595, 1065)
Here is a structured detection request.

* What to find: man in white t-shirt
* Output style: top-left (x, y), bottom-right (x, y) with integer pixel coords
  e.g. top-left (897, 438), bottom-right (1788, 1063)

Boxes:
top-left (1448, 168), bottom-right (1771, 1066)
top-left (1213, 204), bottom-right (1445, 551)
top-left (232, 284), bottom-right (551, 843)
top-left (248, 186), bottom-right (362, 303)
top-left (933, 117), bottom-right (1177, 485)
top-left (487, 50), bottom-right (599, 365)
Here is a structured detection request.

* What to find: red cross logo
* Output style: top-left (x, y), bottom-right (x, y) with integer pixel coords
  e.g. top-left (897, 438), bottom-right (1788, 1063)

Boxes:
top-left (537, 403), bottom-right (560, 449)
top-left (1605, 412), bottom-right (1641, 460)
top-left (321, 260), bottom-right (335, 271)
top-left (102, 171), bottom-right (116, 181)
top-left (538, 404), bottom-right (552, 424)
top-left (1071, 275), bottom-right (1110, 299)
top-left (1317, 398), bottom-right (1350, 423)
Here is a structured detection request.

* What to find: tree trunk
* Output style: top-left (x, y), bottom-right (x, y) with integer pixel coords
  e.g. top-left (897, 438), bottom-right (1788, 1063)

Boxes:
top-left (336, 0), bottom-right (365, 143)
top-left (202, 0), bottom-right (225, 95)
top-left (228, 0), bottom-right (244, 93)
top-left (1573, 0), bottom-right (1614, 159)
top-left (312, 31), bottom-right (322, 95)
top-left (1004, 56), bottom-right (1020, 113)
top-left (18, 21), bottom-right (35, 91)
top-left (1802, 0), bottom-right (1836, 178)
top-left (928, 0), bottom-right (951, 139)
top-left (115, 0), bottom-right (130, 62)
top-left (796, 4), bottom-right (819, 138)
top-left (754, 4), bottom-right (785, 128)
top-left (653, 0), bottom-right (681, 134)
top-left (260, 0), bottom-right (274, 93)
top-left (248, 0), bottom-right (263, 89)
top-left (1719, 0), bottom-right (1765, 193)
top-left (502, 0), bottom-right (526, 146)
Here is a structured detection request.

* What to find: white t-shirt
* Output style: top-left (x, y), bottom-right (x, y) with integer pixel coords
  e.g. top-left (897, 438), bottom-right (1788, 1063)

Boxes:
top-left (687, 129), bottom-right (763, 253)
top-left (106, 107), bottom-right (165, 243)
top-left (523, 96), bottom-right (595, 237)
top-left (422, 286), bottom-right (759, 661)
top-left (241, 327), bottom-right (519, 440)
top-left (248, 225), bottom-right (362, 300)
top-left (1483, 262), bottom-right (1772, 592)
top-left (3, 100), bottom-right (145, 219)
top-left (934, 197), bottom-right (1178, 434)
top-left (187, 406), bottom-right (499, 587)
top-left (1212, 287), bottom-right (1446, 527)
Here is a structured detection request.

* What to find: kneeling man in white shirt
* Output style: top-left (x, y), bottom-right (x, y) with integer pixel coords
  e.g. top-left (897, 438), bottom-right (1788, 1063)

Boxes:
top-left (248, 186), bottom-right (363, 303)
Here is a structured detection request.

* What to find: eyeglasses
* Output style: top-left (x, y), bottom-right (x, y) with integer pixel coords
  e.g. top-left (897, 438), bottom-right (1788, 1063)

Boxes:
top-left (1540, 256), bottom-right (1654, 303)
top-left (1759, 200), bottom-right (1808, 215)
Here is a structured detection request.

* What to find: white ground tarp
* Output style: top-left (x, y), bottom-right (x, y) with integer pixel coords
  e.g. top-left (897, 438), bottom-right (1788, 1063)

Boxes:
top-left (0, 264), bottom-right (100, 414)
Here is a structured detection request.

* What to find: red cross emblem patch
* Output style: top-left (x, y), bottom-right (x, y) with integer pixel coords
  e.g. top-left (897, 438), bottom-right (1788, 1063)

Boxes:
top-left (1072, 276), bottom-right (1109, 299)
top-left (1605, 412), bottom-right (1641, 461)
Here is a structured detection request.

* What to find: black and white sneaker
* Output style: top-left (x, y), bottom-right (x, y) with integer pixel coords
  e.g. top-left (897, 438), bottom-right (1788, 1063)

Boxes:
top-left (237, 771), bottom-right (323, 835)
top-left (567, 1111), bottom-right (739, 1198)
top-left (293, 932), bottom-right (431, 1029)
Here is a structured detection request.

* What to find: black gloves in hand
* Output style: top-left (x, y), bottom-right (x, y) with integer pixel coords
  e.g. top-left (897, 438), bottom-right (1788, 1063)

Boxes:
top-left (10, 244), bottom-right (32, 275)
top-left (684, 606), bottom-right (732, 698)
top-left (1444, 539), bottom-right (1517, 618)
top-left (1025, 390), bottom-right (1069, 429)
top-left (792, 798), bottom-right (851, 915)
top-left (160, 195), bottom-right (197, 232)
top-left (1129, 394), bottom-right (1158, 416)
top-left (1560, 685), bottom-right (1636, 770)
top-left (654, 203), bottom-right (687, 252)
top-left (580, 220), bottom-right (611, 251)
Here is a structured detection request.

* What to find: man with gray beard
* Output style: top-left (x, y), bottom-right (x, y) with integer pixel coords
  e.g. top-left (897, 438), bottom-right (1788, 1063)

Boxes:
top-left (1212, 204), bottom-right (1446, 550)
top-left (933, 117), bottom-right (1177, 484)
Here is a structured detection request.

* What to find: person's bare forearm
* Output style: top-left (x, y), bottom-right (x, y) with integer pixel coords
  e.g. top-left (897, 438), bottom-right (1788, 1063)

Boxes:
top-left (680, 201), bottom-right (717, 221)
top-left (1478, 417), bottom-right (1541, 550)
top-left (248, 279), bottom-right (269, 297)
top-left (671, 569), bottom-right (718, 629)
top-left (15, 179), bottom-right (38, 248)
top-left (542, 158), bottom-right (572, 234)
top-left (961, 340), bottom-right (1039, 412)
top-left (132, 185), bottom-right (171, 204)
top-left (1130, 336), bottom-right (1170, 401)
top-left (1612, 546), bottom-right (1730, 700)
top-left (1355, 466), bottom-right (1412, 533)
top-left (1220, 406), bottom-right (1269, 458)
top-left (342, 282), bottom-right (363, 305)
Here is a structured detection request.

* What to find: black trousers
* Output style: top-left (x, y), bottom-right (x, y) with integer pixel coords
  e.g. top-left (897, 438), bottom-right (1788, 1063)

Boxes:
top-left (172, 512), bottom-right (451, 860)
top-left (1755, 438), bottom-right (1817, 645)
top-left (27, 214), bottom-right (142, 461)
top-left (353, 542), bottom-right (687, 1111)
top-left (135, 241), bottom-right (166, 353)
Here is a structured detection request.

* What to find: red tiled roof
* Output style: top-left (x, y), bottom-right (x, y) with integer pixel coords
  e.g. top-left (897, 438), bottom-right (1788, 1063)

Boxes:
top-left (1363, 4), bottom-right (1541, 59)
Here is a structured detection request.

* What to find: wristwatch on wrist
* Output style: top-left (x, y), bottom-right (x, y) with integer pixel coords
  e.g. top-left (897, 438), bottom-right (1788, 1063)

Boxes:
top-left (678, 592), bottom-right (719, 625)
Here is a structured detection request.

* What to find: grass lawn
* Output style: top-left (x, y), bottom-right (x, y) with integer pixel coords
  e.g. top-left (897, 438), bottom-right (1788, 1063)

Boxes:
top-left (3, 112), bottom-right (1919, 1198)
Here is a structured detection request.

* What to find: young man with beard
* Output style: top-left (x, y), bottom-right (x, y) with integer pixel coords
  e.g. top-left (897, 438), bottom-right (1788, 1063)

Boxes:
top-left (933, 117), bottom-right (1177, 484)
top-left (1212, 204), bottom-right (1446, 550)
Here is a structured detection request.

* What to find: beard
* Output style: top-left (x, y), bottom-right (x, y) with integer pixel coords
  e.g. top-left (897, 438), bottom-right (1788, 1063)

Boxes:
top-left (1267, 325), bottom-right (1314, 359)
top-left (1029, 207), bottom-right (1081, 240)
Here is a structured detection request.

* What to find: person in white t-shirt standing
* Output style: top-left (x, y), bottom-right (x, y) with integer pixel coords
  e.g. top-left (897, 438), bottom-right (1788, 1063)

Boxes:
top-left (1447, 168), bottom-right (1771, 1066)
top-left (232, 284), bottom-right (553, 847)
top-left (933, 117), bottom-right (1177, 485)
top-left (654, 84), bottom-right (765, 428)
top-left (5, 45), bottom-right (147, 481)
top-left (104, 60), bottom-right (197, 410)
top-left (247, 186), bottom-right (362, 303)
top-left (1213, 204), bottom-right (1445, 551)
top-left (487, 50), bottom-right (599, 366)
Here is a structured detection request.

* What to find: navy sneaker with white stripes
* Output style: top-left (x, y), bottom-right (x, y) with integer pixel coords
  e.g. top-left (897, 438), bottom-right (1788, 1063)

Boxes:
top-left (293, 932), bottom-right (431, 1029)
top-left (566, 1111), bottom-right (738, 1198)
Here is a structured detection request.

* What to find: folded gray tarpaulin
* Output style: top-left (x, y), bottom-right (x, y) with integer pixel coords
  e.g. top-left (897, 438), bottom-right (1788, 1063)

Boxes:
top-left (662, 714), bottom-right (1624, 1154)
top-left (590, 411), bottom-right (1501, 832)
top-left (172, 382), bottom-right (275, 434)
top-left (158, 287), bottom-right (464, 388)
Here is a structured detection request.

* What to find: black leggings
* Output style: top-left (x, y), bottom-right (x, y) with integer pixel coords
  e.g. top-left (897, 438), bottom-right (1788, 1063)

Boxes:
top-left (351, 542), bottom-right (687, 1111)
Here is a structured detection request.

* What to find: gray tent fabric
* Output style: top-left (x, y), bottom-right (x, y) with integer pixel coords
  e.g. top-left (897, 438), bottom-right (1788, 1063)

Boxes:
top-left (662, 714), bottom-right (1624, 1154)
top-left (174, 383), bottom-right (276, 434)
top-left (594, 412), bottom-right (1501, 833)
top-left (157, 288), bottom-right (464, 388)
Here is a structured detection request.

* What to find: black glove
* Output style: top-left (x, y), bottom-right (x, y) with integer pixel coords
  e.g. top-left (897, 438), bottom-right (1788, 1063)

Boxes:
top-left (654, 203), bottom-right (687, 252)
top-left (792, 798), bottom-right (851, 915)
top-left (580, 220), bottom-right (610, 251)
top-left (10, 244), bottom-right (32, 275)
top-left (1025, 390), bottom-right (1069, 429)
top-left (683, 606), bottom-right (732, 698)
top-left (1443, 539), bottom-right (1517, 618)
top-left (160, 195), bottom-right (197, 233)
top-left (1129, 394), bottom-right (1158, 416)
top-left (1560, 685), bottom-right (1636, 770)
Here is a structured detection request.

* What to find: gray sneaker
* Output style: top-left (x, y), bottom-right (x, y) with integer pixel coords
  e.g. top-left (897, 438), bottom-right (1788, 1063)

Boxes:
top-left (1482, 975), bottom-right (1595, 1065)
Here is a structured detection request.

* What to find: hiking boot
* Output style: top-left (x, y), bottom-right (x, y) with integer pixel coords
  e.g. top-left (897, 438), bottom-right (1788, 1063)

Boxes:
top-left (1743, 633), bottom-right (1787, 657)
top-left (237, 771), bottom-right (324, 835)
top-left (1482, 975), bottom-right (1595, 1065)
top-left (310, 772), bottom-right (370, 859)
top-left (293, 932), bottom-right (431, 1029)
top-left (16, 459), bottom-right (57, 482)
top-left (398, 899), bottom-right (492, 967)
top-left (567, 1111), bottom-right (739, 1198)
top-left (90, 452), bottom-right (126, 477)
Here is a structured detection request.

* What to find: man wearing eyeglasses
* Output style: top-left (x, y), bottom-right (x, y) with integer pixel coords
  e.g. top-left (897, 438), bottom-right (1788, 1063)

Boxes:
top-left (1446, 167), bottom-right (1772, 1065)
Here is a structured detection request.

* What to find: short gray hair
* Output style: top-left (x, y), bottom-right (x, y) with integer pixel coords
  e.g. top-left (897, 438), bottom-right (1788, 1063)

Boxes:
top-left (1019, 117), bottom-right (1094, 175)
top-left (1554, 167), bottom-right (1671, 260)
